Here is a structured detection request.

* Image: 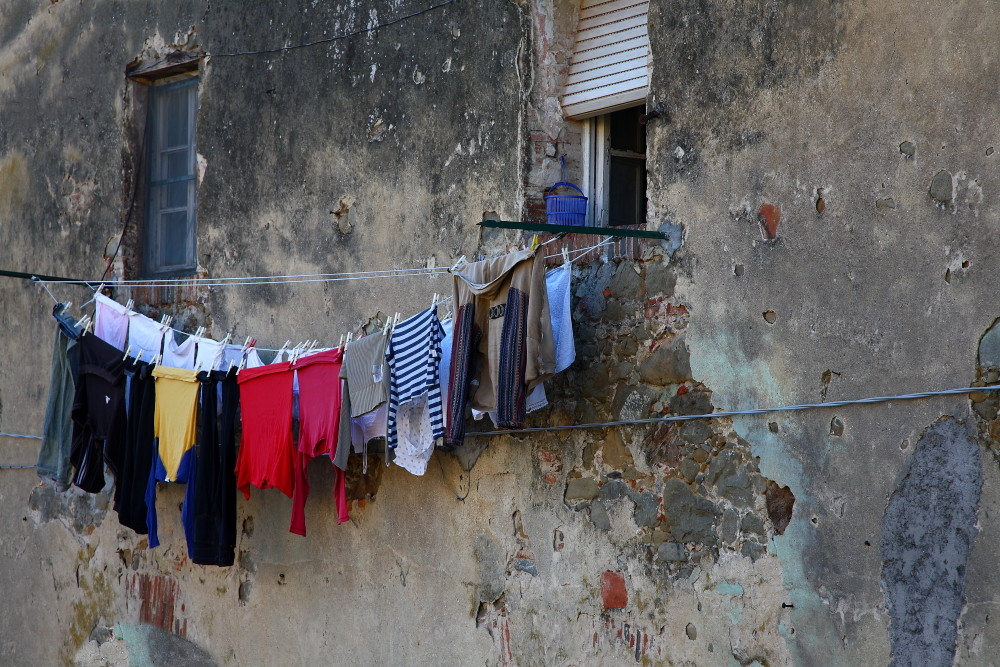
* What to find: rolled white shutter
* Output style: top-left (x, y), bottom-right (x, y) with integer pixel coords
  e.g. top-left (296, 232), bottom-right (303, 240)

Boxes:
top-left (562, 0), bottom-right (650, 119)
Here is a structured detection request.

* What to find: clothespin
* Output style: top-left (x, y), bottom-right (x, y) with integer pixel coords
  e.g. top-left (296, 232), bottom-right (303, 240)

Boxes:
top-left (194, 326), bottom-right (206, 339)
top-left (122, 345), bottom-right (133, 362)
top-left (151, 353), bottom-right (161, 367)
top-left (450, 255), bottom-right (467, 272)
top-left (80, 284), bottom-right (105, 310)
top-left (221, 332), bottom-right (232, 346)
top-left (562, 245), bottom-right (570, 264)
top-left (135, 350), bottom-right (143, 364)
top-left (77, 314), bottom-right (91, 331)
top-left (59, 302), bottom-right (72, 315)
top-left (529, 234), bottom-right (540, 252)
top-left (346, 332), bottom-right (353, 344)
top-left (124, 298), bottom-right (134, 312)
top-left (339, 334), bottom-right (345, 348)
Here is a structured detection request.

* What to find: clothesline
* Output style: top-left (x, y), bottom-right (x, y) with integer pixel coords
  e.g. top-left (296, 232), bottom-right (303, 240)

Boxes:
top-left (33, 240), bottom-right (613, 289)
top-left (33, 240), bottom-right (613, 354)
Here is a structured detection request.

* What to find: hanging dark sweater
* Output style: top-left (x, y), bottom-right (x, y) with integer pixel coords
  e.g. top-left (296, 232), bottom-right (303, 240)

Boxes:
top-left (70, 333), bottom-right (127, 495)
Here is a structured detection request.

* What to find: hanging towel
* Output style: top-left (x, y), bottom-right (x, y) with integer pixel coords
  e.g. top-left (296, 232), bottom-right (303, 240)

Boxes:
top-left (94, 293), bottom-right (129, 351)
top-left (547, 262), bottom-right (576, 373)
top-left (387, 307), bottom-right (445, 476)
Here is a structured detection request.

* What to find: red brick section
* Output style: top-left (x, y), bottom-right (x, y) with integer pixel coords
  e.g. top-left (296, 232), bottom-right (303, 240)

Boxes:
top-left (759, 203), bottom-right (780, 239)
top-left (600, 570), bottom-right (628, 610)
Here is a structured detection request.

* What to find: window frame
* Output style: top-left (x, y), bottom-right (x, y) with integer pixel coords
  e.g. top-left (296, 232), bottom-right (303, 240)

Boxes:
top-left (581, 105), bottom-right (647, 228)
top-left (142, 73), bottom-right (199, 278)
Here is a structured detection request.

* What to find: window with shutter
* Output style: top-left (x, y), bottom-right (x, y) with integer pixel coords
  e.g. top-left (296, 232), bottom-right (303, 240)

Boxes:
top-left (561, 0), bottom-right (650, 120)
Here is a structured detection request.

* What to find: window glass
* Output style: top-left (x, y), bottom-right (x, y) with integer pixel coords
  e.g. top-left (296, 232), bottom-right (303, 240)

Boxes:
top-left (607, 106), bottom-right (647, 227)
top-left (145, 77), bottom-right (197, 276)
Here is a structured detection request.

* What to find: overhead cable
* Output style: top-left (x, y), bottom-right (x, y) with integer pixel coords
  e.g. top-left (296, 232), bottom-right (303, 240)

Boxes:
top-left (7, 384), bottom-right (998, 446)
top-left (465, 384), bottom-right (1000, 437)
top-left (207, 0), bottom-right (456, 58)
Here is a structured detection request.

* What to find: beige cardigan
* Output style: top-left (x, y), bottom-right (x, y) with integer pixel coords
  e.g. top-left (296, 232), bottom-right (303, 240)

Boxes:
top-left (445, 249), bottom-right (555, 446)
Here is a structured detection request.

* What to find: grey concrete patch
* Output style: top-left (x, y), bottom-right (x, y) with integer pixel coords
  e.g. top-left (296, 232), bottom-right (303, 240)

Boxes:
top-left (881, 417), bottom-right (982, 667)
top-left (148, 627), bottom-right (217, 667)
top-left (978, 318), bottom-right (1000, 369)
top-left (589, 502), bottom-right (611, 531)
top-left (662, 478), bottom-right (719, 543)
top-left (638, 338), bottom-right (692, 386)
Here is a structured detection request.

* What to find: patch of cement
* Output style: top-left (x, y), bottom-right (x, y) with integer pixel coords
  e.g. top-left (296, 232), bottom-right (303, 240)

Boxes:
top-left (881, 417), bottom-right (982, 667)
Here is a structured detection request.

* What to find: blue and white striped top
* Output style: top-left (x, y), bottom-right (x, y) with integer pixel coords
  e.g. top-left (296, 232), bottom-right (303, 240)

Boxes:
top-left (386, 307), bottom-right (445, 454)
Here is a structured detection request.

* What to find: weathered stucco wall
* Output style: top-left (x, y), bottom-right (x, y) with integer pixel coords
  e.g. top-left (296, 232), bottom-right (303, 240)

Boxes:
top-left (2, 0), bottom-right (1000, 665)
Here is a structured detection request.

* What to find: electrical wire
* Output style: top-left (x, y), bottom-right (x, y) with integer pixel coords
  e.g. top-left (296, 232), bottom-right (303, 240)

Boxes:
top-left (465, 384), bottom-right (1000, 437)
top-left (206, 0), bottom-right (456, 58)
top-left (7, 384), bottom-right (1000, 446)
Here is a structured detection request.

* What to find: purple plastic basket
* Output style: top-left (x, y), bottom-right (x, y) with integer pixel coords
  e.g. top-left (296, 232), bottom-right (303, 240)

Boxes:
top-left (545, 181), bottom-right (587, 226)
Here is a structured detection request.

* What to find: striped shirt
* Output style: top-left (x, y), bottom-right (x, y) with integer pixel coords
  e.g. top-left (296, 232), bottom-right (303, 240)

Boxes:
top-left (339, 330), bottom-right (389, 417)
top-left (386, 307), bottom-right (445, 462)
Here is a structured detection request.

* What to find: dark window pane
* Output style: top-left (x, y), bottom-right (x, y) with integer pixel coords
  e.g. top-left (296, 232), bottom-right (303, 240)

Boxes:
top-left (163, 88), bottom-right (191, 147)
top-left (161, 210), bottom-right (190, 267)
top-left (158, 181), bottom-right (191, 210)
top-left (163, 150), bottom-right (191, 179)
top-left (608, 156), bottom-right (646, 227)
top-left (609, 106), bottom-right (645, 153)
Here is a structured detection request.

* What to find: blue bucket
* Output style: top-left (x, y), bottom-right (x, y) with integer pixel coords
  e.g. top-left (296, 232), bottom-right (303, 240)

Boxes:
top-left (545, 181), bottom-right (587, 226)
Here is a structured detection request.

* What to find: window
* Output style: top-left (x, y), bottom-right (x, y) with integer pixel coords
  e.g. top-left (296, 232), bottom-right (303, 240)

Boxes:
top-left (144, 76), bottom-right (198, 277)
top-left (561, 0), bottom-right (649, 227)
top-left (583, 105), bottom-right (647, 227)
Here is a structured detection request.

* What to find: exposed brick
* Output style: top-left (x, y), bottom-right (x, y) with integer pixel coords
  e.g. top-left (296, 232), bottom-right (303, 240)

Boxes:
top-left (600, 571), bottom-right (628, 610)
